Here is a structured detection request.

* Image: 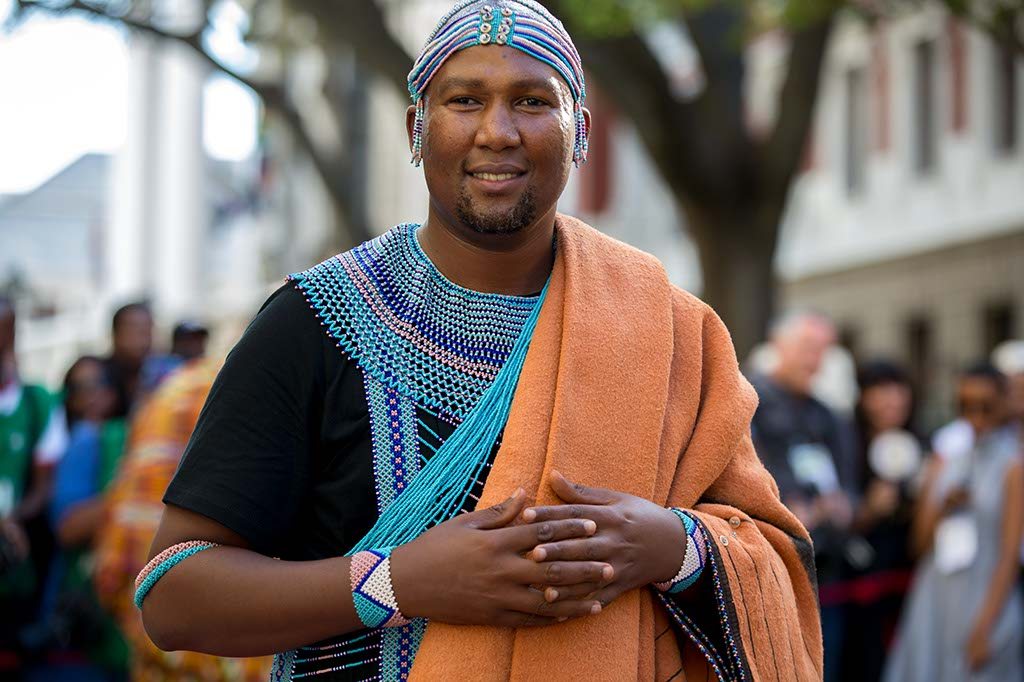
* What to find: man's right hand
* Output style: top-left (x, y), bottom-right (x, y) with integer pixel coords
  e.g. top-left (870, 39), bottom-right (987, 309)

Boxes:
top-left (390, 489), bottom-right (612, 628)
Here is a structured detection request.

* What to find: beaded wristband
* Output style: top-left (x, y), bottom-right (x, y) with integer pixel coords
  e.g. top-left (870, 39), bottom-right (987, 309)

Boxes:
top-left (350, 548), bottom-right (411, 629)
top-left (134, 540), bottom-right (220, 608)
top-left (655, 509), bottom-right (707, 594)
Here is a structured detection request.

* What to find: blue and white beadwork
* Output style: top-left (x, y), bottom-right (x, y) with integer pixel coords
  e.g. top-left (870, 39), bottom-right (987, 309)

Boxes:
top-left (289, 223), bottom-right (540, 421)
top-left (655, 508), bottom-right (707, 594)
top-left (350, 549), bottom-right (410, 629)
top-left (656, 512), bottom-right (748, 682)
top-left (275, 223), bottom-right (542, 681)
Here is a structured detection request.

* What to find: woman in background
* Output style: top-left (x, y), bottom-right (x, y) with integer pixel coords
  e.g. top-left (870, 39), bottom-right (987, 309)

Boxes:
top-left (839, 360), bottom-right (921, 681)
top-left (27, 357), bottom-right (128, 681)
top-left (884, 364), bottom-right (1024, 681)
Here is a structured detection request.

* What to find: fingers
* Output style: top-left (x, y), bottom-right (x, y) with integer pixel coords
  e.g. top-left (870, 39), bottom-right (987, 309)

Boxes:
top-left (586, 584), bottom-right (626, 611)
top-left (471, 488), bottom-right (527, 530)
top-left (521, 503), bottom-right (605, 524)
top-left (548, 470), bottom-right (615, 505)
top-left (529, 537), bottom-right (613, 562)
top-left (541, 581), bottom-right (604, 603)
top-left (523, 559), bottom-right (614, 587)
top-left (506, 587), bottom-right (603, 623)
top-left (497, 517), bottom-right (597, 552)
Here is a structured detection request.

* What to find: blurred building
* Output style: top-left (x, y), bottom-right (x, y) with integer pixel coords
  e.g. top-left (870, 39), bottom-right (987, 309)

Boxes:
top-left (774, 6), bottom-right (1024, 426)
top-left (5, 41), bottom-right (270, 383)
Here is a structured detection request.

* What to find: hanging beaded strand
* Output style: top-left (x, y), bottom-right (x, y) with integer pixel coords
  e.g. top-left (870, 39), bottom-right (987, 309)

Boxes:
top-left (411, 97), bottom-right (426, 167)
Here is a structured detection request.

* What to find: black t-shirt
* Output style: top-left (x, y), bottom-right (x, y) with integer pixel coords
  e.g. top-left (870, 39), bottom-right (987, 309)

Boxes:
top-left (166, 284), bottom-right (466, 559)
top-left (165, 284), bottom-right (495, 680)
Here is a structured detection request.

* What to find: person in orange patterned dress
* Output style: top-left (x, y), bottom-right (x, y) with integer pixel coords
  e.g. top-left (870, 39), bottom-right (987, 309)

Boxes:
top-left (92, 358), bottom-right (271, 681)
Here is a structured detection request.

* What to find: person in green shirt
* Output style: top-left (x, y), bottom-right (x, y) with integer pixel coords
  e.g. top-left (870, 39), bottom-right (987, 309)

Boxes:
top-left (0, 297), bottom-right (68, 662)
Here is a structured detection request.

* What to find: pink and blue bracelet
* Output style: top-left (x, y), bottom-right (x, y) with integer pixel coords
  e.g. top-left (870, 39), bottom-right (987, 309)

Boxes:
top-left (134, 540), bottom-right (220, 608)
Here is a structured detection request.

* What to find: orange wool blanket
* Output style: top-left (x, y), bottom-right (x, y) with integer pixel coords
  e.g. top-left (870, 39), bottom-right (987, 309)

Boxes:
top-left (410, 215), bottom-right (823, 681)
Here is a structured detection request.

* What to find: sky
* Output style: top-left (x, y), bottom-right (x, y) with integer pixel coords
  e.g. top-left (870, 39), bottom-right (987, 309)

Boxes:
top-left (0, 2), bottom-right (258, 195)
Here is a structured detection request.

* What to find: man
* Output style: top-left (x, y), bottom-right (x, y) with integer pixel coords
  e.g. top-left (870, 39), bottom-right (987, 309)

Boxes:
top-left (0, 296), bottom-right (67, 662)
top-left (103, 302), bottom-right (154, 418)
top-left (139, 320), bottom-right (211, 396)
top-left (140, 2), bottom-right (821, 680)
top-left (170, 320), bottom-right (209, 362)
top-left (748, 311), bottom-right (855, 682)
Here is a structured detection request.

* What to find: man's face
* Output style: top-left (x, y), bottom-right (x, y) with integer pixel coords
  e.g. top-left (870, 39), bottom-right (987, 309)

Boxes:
top-left (174, 332), bottom-right (208, 361)
top-left (113, 308), bottom-right (153, 366)
top-left (411, 45), bottom-right (580, 236)
top-left (774, 317), bottom-right (836, 396)
top-left (958, 377), bottom-right (1007, 435)
top-left (66, 360), bottom-right (116, 423)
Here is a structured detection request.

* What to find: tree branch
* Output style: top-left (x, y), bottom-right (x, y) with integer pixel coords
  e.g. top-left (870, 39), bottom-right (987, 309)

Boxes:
top-left (759, 10), bottom-right (836, 215)
top-left (288, 0), bottom-right (413, 93)
top-left (549, 3), bottom-right (730, 204)
top-left (14, 0), bottom-right (372, 245)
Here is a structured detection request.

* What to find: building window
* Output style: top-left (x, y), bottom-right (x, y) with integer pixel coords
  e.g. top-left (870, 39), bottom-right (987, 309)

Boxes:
top-left (838, 324), bottom-right (861, 363)
top-left (913, 40), bottom-right (937, 174)
top-left (993, 45), bottom-right (1019, 155)
top-left (906, 315), bottom-right (934, 394)
top-left (844, 67), bottom-right (868, 195)
top-left (984, 301), bottom-right (1016, 355)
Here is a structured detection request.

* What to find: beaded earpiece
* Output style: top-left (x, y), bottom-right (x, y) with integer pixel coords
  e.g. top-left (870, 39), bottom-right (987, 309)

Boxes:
top-left (411, 98), bottom-right (426, 167)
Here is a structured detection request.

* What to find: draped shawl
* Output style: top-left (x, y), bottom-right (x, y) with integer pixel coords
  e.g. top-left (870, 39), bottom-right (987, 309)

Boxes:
top-left (409, 214), bottom-right (823, 681)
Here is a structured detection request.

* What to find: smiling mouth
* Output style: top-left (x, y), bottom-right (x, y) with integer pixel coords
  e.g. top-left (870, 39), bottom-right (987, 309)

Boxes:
top-left (468, 171), bottom-right (525, 181)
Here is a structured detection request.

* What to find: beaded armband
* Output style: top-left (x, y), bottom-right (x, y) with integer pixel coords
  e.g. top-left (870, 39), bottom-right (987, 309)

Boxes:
top-left (134, 540), bottom-right (220, 608)
top-left (350, 549), bottom-right (411, 629)
top-left (655, 509), bottom-right (707, 594)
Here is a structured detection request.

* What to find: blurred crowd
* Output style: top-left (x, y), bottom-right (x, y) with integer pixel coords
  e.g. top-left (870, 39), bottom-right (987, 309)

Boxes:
top-left (749, 312), bottom-right (1024, 682)
top-left (2, 293), bottom-right (1024, 681)
top-left (0, 297), bottom-right (270, 681)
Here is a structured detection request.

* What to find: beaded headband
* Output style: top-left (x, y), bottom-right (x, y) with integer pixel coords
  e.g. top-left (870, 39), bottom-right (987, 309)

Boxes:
top-left (407, 0), bottom-right (588, 167)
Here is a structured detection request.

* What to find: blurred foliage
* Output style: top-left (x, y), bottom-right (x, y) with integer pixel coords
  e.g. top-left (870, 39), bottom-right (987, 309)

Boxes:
top-left (558, 0), bottom-right (850, 35)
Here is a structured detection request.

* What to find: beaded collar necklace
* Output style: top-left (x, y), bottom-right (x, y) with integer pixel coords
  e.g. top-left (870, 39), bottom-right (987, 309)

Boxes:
top-left (289, 222), bottom-right (542, 421)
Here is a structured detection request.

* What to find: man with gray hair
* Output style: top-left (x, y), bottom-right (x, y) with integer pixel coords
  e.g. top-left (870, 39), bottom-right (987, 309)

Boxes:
top-left (749, 310), bottom-right (856, 682)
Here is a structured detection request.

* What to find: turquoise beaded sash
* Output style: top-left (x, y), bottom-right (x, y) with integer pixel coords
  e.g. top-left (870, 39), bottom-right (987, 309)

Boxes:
top-left (348, 276), bottom-right (547, 551)
top-left (278, 224), bottom-right (548, 681)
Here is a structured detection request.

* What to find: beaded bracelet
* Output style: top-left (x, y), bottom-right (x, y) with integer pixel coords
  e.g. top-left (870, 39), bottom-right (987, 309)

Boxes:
top-left (350, 548), bottom-right (411, 629)
top-left (134, 540), bottom-right (220, 608)
top-left (655, 509), bottom-right (707, 594)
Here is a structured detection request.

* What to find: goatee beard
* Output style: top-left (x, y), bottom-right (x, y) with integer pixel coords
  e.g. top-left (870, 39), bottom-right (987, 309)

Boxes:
top-left (455, 186), bottom-right (537, 235)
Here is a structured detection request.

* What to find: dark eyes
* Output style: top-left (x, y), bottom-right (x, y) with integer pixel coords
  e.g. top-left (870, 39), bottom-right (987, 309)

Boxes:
top-left (446, 96), bottom-right (550, 108)
top-left (519, 97), bottom-right (548, 108)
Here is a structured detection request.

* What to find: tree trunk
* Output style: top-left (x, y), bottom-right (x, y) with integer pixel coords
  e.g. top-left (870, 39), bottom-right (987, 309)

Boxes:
top-left (685, 202), bottom-right (781, 362)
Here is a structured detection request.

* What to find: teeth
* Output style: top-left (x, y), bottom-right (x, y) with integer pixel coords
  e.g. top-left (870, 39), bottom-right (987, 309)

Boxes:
top-left (473, 172), bottom-right (518, 181)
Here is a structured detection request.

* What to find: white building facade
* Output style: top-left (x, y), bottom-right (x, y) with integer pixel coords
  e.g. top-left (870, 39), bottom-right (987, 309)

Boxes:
top-left (777, 6), bottom-right (1024, 424)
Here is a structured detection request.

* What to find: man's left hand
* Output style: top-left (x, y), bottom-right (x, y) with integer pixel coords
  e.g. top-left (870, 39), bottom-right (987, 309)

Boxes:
top-left (520, 470), bottom-right (686, 607)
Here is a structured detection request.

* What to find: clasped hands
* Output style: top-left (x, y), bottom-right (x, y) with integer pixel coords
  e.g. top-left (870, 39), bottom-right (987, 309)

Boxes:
top-left (391, 470), bottom-right (686, 629)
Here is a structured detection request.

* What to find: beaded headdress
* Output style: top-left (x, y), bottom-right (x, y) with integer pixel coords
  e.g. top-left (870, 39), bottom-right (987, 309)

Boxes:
top-left (407, 0), bottom-right (588, 167)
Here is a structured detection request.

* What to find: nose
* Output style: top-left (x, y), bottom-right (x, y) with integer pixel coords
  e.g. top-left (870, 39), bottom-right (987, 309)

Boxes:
top-left (474, 101), bottom-right (521, 152)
